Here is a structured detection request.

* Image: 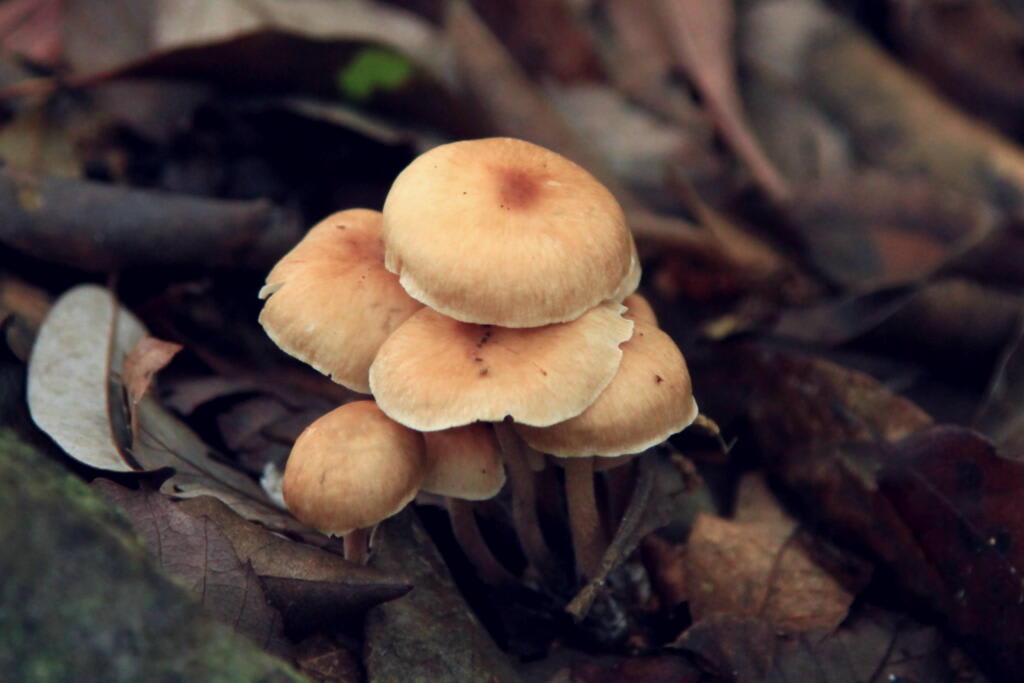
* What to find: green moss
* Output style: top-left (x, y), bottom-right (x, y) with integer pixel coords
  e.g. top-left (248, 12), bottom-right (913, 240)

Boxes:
top-left (0, 428), bottom-right (306, 682)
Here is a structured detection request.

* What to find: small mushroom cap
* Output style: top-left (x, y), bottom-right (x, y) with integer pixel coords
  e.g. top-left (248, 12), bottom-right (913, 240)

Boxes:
top-left (516, 321), bottom-right (697, 457)
top-left (623, 292), bottom-right (657, 326)
top-left (422, 423), bottom-right (505, 500)
top-left (259, 209), bottom-right (423, 393)
top-left (382, 137), bottom-right (636, 327)
top-left (282, 401), bottom-right (426, 536)
top-left (369, 302), bottom-right (635, 431)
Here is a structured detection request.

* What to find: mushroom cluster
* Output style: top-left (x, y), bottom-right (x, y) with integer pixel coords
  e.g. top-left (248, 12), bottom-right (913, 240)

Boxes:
top-left (259, 137), bottom-right (698, 581)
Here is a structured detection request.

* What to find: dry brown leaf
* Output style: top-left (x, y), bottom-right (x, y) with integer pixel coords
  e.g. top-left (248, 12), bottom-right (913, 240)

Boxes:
top-left (675, 608), bottom-right (974, 683)
top-left (891, 0), bottom-right (1024, 138)
top-left (123, 336), bottom-right (182, 406)
top-left (788, 173), bottom-right (996, 291)
top-left (742, 0), bottom-right (1024, 213)
top-left (178, 497), bottom-right (412, 635)
top-left (684, 513), bottom-right (860, 634)
top-left (365, 509), bottom-right (523, 683)
top-left (94, 480), bottom-right (292, 658)
top-left (294, 635), bottom-right (361, 683)
top-left (0, 0), bottom-right (62, 66)
top-left (655, 0), bottom-right (789, 202)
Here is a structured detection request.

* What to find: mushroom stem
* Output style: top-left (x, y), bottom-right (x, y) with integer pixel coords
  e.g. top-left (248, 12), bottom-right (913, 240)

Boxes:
top-left (562, 456), bottom-right (607, 580)
top-left (447, 497), bottom-right (517, 585)
top-left (344, 528), bottom-right (370, 565)
top-left (494, 420), bottom-right (556, 577)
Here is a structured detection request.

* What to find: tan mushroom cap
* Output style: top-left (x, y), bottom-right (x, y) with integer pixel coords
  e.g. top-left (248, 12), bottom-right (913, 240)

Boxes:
top-left (611, 238), bottom-right (642, 303)
top-left (622, 293), bottom-right (657, 326)
top-left (422, 423), bottom-right (505, 500)
top-left (369, 302), bottom-right (635, 431)
top-left (259, 209), bottom-right (423, 393)
top-left (282, 401), bottom-right (426, 536)
top-left (516, 321), bottom-right (697, 457)
top-left (382, 137), bottom-right (636, 327)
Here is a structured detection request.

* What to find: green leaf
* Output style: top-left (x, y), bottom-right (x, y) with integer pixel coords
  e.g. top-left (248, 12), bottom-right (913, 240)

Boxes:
top-left (337, 47), bottom-right (414, 102)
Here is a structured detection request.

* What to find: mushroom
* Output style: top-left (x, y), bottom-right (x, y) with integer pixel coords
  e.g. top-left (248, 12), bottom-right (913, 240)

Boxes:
top-left (282, 400), bottom-right (426, 563)
top-left (369, 301), bottom-right (634, 578)
top-left (259, 209), bottom-right (423, 393)
top-left (382, 137), bottom-right (638, 327)
top-left (516, 317), bottom-right (697, 578)
top-left (422, 423), bottom-right (514, 584)
top-left (368, 301), bottom-right (634, 431)
top-left (622, 292), bottom-right (657, 326)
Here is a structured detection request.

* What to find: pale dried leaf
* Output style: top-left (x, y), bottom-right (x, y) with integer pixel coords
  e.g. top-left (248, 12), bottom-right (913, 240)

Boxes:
top-left (27, 285), bottom-right (140, 471)
top-left (65, 0), bottom-right (449, 78)
top-left (26, 284), bottom-right (306, 533)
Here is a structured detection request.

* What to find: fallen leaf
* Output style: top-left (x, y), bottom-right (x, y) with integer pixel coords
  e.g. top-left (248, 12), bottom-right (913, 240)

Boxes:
top-left (891, 0), bottom-right (1024, 138)
top-left (729, 347), bottom-right (943, 597)
top-left (27, 285), bottom-right (306, 532)
top-left (0, 274), bottom-right (51, 361)
top-left (879, 425), bottom-right (1024, 680)
top-left (683, 513), bottom-right (864, 634)
top-left (94, 479), bottom-right (291, 658)
top-left (179, 496), bottom-right (412, 637)
top-left (773, 278), bottom-right (1023, 384)
top-left (27, 285), bottom-right (140, 471)
top-left (675, 607), bottom-right (975, 683)
top-left (950, 219), bottom-right (1024, 291)
top-left (641, 534), bottom-right (688, 608)
top-left (654, 0), bottom-right (789, 202)
top-left (63, 0), bottom-right (449, 79)
top-left (365, 508), bottom-right (523, 683)
top-left (787, 173), bottom-right (996, 291)
top-left (444, 0), bottom-right (606, 178)
top-left (0, 103), bottom-right (83, 179)
top-left (0, 426), bottom-right (304, 681)
top-left (587, 0), bottom-right (716, 161)
top-left (123, 336), bottom-right (182, 406)
top-left (547, 83), bottom-right (697, 197)
top-left (567, 449), bottom-right (711, 620)
top-left (976, 319), bottom-right (1024, 451)
top-left (741, 0), bottom-right (1024, 212)
top-left (469, 0), bottom-right (603, 82)
top-left (743, 76), bottom-right (852, 185)
top-left (294, 634), bottom-right (361, 683)
top-left (570, 655), bottom-right (701, 683)
top-left (0, 0), bottom-right (62, 66)
top-left (772, 286), bottom-right (918, 346)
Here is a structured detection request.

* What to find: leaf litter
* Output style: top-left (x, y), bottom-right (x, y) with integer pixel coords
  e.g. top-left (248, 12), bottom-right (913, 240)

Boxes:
top-left (8, 0), bottom-right (1024, 678)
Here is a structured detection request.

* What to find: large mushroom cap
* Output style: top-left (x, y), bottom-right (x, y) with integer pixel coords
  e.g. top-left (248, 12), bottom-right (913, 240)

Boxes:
top-left (282, 401), bottom-right (426, 536)
top-left (369, 302), bottom-right (634, 431)
top-left (422, 423), bottom-right (505, 500)
top-left (382, 137), bottom-right (636, 327)
top-left (516, 320), bottom-right (697, 457)
top-left (259, 209), bottom-right (423, 393)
